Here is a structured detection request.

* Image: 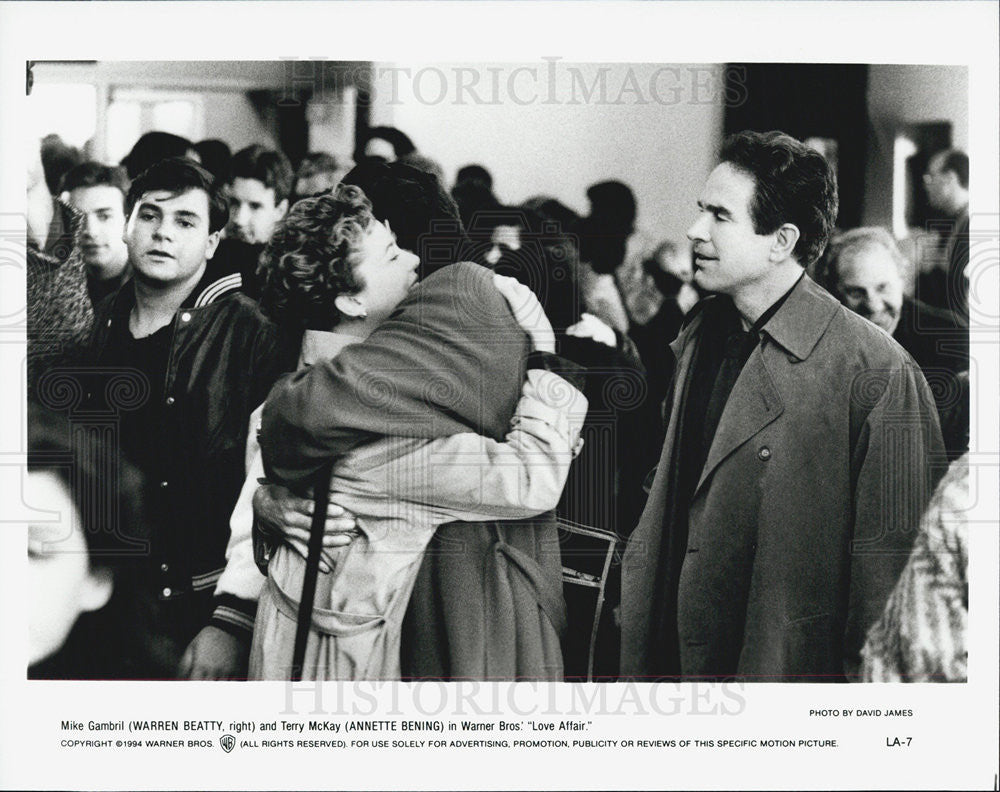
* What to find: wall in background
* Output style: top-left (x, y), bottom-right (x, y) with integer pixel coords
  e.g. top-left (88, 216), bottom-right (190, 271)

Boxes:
top-left (369, 61), bottom-right (727, 249)
top-left (863, 65), bottom-right (968, 230)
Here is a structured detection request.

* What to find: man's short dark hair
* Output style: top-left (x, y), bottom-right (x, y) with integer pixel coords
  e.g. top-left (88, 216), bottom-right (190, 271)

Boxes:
top-left (353, 126), bottom-right (417, 164)
top-left (720, 130), bottom-right (839, 268)
top-left (342, 159), bottom-right (470, 275)
top-left (932, 149), bottom-right (969, 189)
top-left (60, 161), bottom-right (130, 200)
top-left (125, 157), bottom-right (229, 234)
top-left (120, 131), bottom-right (195, 180)
top-left (229, 144), bottom-right (293, 204)
top-left (456, 164), bottom-right (493, 190)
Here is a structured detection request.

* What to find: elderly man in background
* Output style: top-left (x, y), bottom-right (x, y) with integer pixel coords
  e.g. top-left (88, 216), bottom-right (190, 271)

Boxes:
top-left (822, 226), bottom-right (968, 460)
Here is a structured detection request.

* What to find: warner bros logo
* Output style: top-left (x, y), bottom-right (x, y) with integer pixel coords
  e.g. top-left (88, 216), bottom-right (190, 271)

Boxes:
top-left (219, 734), bottom-right (236, 753)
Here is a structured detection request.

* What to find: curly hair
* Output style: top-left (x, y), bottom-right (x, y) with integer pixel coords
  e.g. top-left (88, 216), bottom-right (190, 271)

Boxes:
top-left (257, 183), bottom-right (374, 331)
top-left (720, 130), bottom-right (839, 268)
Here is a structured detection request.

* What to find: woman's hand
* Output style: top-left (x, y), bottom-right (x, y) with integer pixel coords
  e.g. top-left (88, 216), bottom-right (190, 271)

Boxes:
top-left (252, 483), bottom-right (358, 574)
top-left (493, 273), bottom-right (556, 353)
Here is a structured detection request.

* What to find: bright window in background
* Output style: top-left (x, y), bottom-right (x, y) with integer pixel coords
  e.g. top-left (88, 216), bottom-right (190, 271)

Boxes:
top-left (106, 89), bottom-right (205, 163)
top-left (28, 83), bottom-right (97, 150)
top-left (893, 135), bottom-right (918, 239)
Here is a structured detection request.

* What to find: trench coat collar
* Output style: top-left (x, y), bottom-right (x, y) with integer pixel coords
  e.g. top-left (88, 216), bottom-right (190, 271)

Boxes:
top-left (671, 275), bottom-right (840, 500)
top-left (755, 274), bottom-right (839, 361)
top-left (670, 275), bottom-right (839, 363)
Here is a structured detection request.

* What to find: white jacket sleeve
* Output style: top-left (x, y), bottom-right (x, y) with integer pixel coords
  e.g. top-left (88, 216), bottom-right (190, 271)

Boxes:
top-left (331, 369), bottom-right (588, 523)
top-left (214, 404), bottom-right (267, 603)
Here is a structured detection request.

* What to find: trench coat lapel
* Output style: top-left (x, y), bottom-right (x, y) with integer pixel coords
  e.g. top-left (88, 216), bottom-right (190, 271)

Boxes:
top-left (693, 348), bottom-right (783, 499)
top-left (690, 276), bottom-right (838, 499)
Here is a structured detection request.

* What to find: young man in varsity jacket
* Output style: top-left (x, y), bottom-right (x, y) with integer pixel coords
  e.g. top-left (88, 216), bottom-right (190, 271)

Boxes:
top-left (83, 158), bottom-right (297, 679)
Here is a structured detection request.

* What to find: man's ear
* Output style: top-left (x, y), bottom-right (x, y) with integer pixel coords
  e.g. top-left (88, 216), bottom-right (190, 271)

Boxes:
top-left (277, 198), bottom-right (289, 218)
top-left (79, 566), bottom-right (113, 613)
top-left (334, 294), bottom-right (368, 319)
top-left (770, 223), bottom-right (800, 262)
top-left (205, 230), bottom-right (221, 261)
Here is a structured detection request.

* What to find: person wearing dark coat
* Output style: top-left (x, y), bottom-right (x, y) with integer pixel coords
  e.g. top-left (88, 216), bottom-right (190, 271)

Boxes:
top-left (920, 149), bottom-right (969, 324)
top-left (621, 132), bottom-right (944, 683)
top-left (85, 159), bottom-right (298, 679)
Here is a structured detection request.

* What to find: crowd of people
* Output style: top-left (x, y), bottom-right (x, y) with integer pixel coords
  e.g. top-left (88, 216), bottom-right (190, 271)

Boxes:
top-left (26, 122), bottom-right (970, 683)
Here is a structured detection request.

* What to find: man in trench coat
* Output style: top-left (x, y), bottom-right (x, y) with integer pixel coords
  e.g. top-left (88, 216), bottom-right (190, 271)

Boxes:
top-left (620, 131), bottom-right (944, 682)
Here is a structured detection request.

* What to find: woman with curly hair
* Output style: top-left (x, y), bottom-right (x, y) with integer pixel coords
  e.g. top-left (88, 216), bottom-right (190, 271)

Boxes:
top-left (223, 184), bottom-right (587, 680)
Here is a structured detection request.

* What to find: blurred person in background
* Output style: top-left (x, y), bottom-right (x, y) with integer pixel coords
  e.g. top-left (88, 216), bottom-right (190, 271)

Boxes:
top-left (292, 151), bottom-right (345, 202)
top-left (216, 144), bottom-right (294, 299)
top-left (920, 149), bottom-right (969, 325)
top-left (353, 125), bottom-right (416, 165)
top-left (27, 141), bottom-right (92, 402)
top-left (629, 240), bottom-right (702, 421)
top-left (27, 138), bottom-right (78, 263)
top-left (451, 164), bottom-right (501, 229)
top-left (60, 161), bottom-right (132, 308)
top-left (120, 131), bottom-right (200, 181)
top-left (225, 144), bottom-right (292, 245)
top-left (27, 403), bottom-right (168, 679)
top-left (862, 453), bottom-right (968, 682)
top-left (40, 133), bottom-right (82, 196)
top-left (575, 180), bottom-right (654, 335)
top-left (194, 139), bottom-right (233, 186)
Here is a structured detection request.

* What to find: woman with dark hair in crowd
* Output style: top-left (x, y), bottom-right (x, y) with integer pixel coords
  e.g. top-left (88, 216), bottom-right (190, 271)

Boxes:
top-left (228, 184), bottom-right (586, 680)
top-left (27, 403), bottom-right (169, 679)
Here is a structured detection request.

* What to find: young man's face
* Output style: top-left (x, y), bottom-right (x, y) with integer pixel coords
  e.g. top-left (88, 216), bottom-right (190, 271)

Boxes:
top-left (835, 244), bottom-right (904, 335)
top-left (686, 163), bottom-right (778, 298)
top-left (66, 185), bottom-right (128, 279)
top-left (124, 188), bottom-right (219, 289)
top-left (226, 177), bottom-right (287, 244)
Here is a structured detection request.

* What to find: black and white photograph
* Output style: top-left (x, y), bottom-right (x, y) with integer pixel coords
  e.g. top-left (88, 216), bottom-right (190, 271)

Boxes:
top-left (1, 2), bottom-right (997, 790)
